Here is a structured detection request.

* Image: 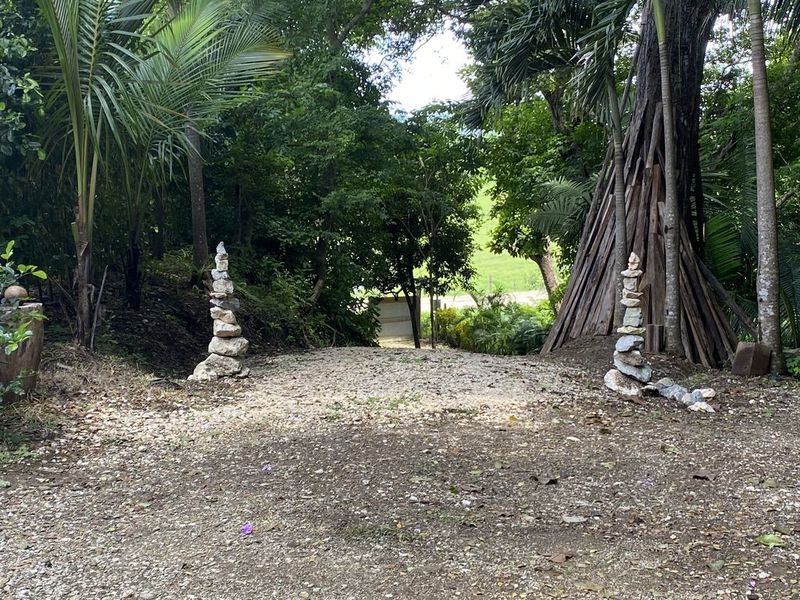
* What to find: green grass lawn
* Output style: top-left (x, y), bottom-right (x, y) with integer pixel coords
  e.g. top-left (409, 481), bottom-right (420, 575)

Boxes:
top-left (463, 187), bottom-right (544, 294)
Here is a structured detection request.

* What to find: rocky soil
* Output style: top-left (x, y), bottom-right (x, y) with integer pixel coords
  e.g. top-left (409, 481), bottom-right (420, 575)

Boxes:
top-left (1, 343), bottom-right (800, 599)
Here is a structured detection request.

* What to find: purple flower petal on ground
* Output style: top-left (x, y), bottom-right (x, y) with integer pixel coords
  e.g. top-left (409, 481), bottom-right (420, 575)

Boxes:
top-left (240, 522), bottom-right (254, 535)
top-left (261, 463), bottom-right (273, 473)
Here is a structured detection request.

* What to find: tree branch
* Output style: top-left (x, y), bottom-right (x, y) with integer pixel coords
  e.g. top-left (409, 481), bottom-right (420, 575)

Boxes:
top-left (333, 0), bottom-right (376, 51)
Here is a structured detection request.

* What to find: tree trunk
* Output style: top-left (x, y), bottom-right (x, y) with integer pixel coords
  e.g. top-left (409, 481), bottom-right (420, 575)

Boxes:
top-left (404, 286), bottom-right (421, 349)
top-left (748, 0), bottom-right (786, 373)
top-left (542, 0), bottom-right (737, 368)
top-left (653, 0), bottom-right (682, 356)
top-left (429, 289), bottom-right (436, 348)
top-left (608, 74), bottom-right (628, 328)
top-left (533, 243), bottom-right (560, 317)
top-left (187, 123), bottom-right (209, 269)
top-left (125, 235), bottom-right (142, 310)
top-left (74, 226), bottom-right (92, 347)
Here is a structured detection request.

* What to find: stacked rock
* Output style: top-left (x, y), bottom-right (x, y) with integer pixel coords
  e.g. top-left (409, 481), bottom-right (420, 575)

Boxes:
top-left (189, 242), bottom-right (250, 381)
top-left (604, 252), bottom-right (653, 396)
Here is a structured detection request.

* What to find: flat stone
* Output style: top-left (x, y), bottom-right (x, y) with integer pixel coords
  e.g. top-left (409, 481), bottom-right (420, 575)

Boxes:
top-left (188, 353), bottom-right (241, 381)
top-left (604, 369), bottom-right (642, 397)
top-left (210, 307), bottom-right (237, 324)
top-left (615, 335), bottom-right (644, 352)
top-left (680, 391), bottom-right (705, 406)
top-left (731, 341), bottom-right (771, 377)
top-left (214, 320), bottom-right (242, 338)
top-left (210, 297), bottom-right (241, 311)
top-left (208, 336), bottom-right (249, 357)
top-left (212, 279), bottom-right (234, 295)
top-left (696, 388), bottom-right (716, 399)
top-left (617, 326), bottom-right (646, 336)
top-left (623, 290), bottom-right (643, 299)
top-left (621, 269), bottom-right (643, 278)
top-left (621, 297), bottom-right (641, 308)
top-left (623, 308), bottom-right (643, 327)
top-left (215, 258), bottom-right (229, 271)
top-left (623, 278), bottom-right (638, 291)
top-left (614, 350), bottom-right (646, 367)
top-left (660, 384), bottom-right (688, 402)
top-left (614, 356), bottom-right (652, 383)
top-left (211, 269), bottom-right (229, 281)
top-left (688, 401), bottom-right (715, 413)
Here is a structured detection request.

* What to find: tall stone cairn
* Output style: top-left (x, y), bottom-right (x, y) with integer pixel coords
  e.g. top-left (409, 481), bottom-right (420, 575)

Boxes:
top-left (188, 242), bottom-right (250, 381)
top-left (604, 252), bottom-right (653, 396)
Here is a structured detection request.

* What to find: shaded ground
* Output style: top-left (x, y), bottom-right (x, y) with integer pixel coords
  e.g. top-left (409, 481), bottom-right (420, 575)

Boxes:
top-left (1, 342), bottom-right (800, 599)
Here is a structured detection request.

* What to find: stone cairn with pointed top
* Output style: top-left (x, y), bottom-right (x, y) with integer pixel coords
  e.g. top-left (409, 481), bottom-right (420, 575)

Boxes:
top-left (604, 253), bottom-right (717, 412)
top-left (603, 252), bottom-right (653, 396)
top-left (189, 242), bottom-right (250, 381)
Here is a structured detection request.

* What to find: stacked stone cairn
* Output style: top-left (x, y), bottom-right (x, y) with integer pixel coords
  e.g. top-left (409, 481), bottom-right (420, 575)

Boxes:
top-left (604, 252), bottom-right (716, 413)
top-left (189, 242), bottom-right (250, 381)
top-left (604, 253), bottom-right (653, 396)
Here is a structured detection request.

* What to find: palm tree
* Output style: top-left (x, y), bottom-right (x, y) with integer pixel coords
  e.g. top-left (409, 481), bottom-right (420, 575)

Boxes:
top-left (652, 0), bottom-right (682, 356)
top-left (36, 0), bottom-right (154, 346)
top-left (748, 0), bottom-right (786, 372)
top-left (118, 0), bottom-right (286, 305)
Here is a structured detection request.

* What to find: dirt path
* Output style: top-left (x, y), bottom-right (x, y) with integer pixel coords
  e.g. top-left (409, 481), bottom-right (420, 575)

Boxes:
top-left (1, 345), bottom-right (800, 599)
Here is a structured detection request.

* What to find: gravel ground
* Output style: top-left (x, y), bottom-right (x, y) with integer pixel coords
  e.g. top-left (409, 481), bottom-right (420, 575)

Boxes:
top-left (1, 343), bottom-right (800, 600)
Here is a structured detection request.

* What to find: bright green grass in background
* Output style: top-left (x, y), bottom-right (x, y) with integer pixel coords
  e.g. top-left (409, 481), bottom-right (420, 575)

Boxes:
top-left (463, 187), bottom-right (544, 294)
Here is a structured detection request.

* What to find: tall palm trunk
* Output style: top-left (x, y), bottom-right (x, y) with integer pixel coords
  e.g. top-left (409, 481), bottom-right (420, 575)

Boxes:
top-left (653, 0), bottom-right (682, 356)
top-left (74, 223), bottom-right (92, 347)
top-left (187, 122), bottom-right (209, 269)
top-left (607, 74), bottom-right (627, 327)
top-left (748, 0), bottom-right (785, 373)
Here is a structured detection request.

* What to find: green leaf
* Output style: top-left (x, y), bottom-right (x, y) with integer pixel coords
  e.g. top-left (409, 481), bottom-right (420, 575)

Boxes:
top-left (1, 240), bottom-right (14, 261)
top-left (31, 270), bottom-right (47, 280)
top-left (756, 533), bottom-right (787, 548)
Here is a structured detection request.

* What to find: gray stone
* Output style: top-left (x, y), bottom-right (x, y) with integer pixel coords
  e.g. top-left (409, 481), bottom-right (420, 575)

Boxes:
top-left (208, 336), bottom-right (249, 357)
top-left (614, 350), bottom-right (646, 367)
top-left (621, 269), bottom-right (643, 278)
top-left (623, 289), bottom-right (643, 299)
top-left (688, 401), bottom-right (715, 413)
top-left (623, 308), bottom-right (643, 327)
top-left (212, 278), bottom-right (234, 295)
top-left (213, 320), bottom-right (242, 338)
top-left (604, 369), bottom-right (642, 397)
top-left (660, 384), bottom-right (688, 402)
top-left (211, 269), bottom-right (229, 281)
top-left (628, 252), bottom-right (641, 269)
top-left (210, 297), bottom-right (241, 311)
top-left (210, 307), bottom-right (237, 324)
top-left (215, 258), bottom-right (229, 272)
top-left (614, 356), bottom-right (652, 383)
top-left (621, 297), bottom-right (641, 308)
top-left (216, 241), bottom-right (227, 256)
top-left (623, 277), bottom-right (638, 291)
top-left (616, 335), bottom-right (644, 352)
top-left (617, 326), bottom-right (646, 336)
top-left (696, 388), bottom-right (716, 399)
top-left (188, 353), bottom-right (241, 381)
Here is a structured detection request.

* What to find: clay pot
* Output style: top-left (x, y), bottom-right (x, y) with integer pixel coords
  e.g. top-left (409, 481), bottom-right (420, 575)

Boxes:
top-left (3, 285), bottom-right (28, 301)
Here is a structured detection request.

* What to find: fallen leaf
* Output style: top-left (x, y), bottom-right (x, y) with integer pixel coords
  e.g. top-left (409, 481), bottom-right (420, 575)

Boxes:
top-left (774, 523), bottom-right (792, 536)
top-left (562, 515), bottom-right (588, 524)
top-left (575, 582), bottom-right (604, 592)
top-left (756, 533), bottom-right (786, 548)
top-left (707, 559), bottom-right (725, 571)
top-left (550, 552), bottom-right (574, 564)
top-left (692, 470), bottom-right (714, 481)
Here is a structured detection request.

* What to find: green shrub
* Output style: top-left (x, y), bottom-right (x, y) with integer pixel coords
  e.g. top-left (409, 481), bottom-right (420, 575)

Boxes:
top-left (433, 296), bottom-right (551, 356)
top-left (787, 353), bottom-right (800, 378)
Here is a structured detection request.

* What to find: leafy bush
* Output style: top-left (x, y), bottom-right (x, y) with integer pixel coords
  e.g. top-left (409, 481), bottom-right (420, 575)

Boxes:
top-left (434, 296), bottom-right (552, 356)
top-left (787, 353), bottom-right (800, 379)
